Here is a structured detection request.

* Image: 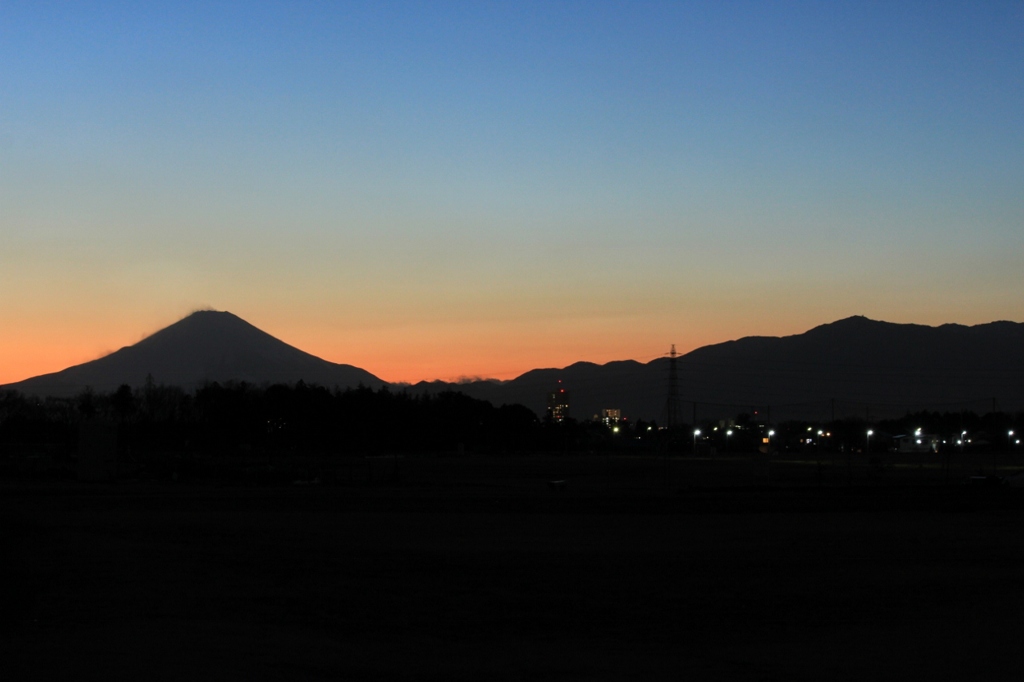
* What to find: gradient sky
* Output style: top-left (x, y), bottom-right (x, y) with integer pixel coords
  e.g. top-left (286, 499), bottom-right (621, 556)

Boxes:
top-left (2, 1), bottom-right (1022, 385)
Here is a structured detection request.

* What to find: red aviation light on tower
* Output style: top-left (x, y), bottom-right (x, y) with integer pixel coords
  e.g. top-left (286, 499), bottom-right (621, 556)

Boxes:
top-left (547, 383), bottom-right (570, 422)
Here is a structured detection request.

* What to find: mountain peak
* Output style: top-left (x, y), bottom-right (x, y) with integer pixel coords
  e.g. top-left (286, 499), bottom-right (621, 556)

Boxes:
top-left (176, 309), bottom-right (251, 329)
top-left (3, 311), bottom-right (383, 396)
top-left (817, 315), bottom-right (880, 329)
top-left (184, 309), bottom-right (243, 321)
top-left (835, 314), bottom-right (874, 324)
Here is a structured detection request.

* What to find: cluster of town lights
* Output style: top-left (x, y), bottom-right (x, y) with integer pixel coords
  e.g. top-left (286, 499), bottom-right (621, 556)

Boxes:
top-left (652, 423), bottom-right (1019, 452)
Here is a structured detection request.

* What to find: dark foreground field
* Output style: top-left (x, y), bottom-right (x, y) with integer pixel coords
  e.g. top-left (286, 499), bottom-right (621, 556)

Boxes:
top-left (4, 454), bottom-right (1024, 680)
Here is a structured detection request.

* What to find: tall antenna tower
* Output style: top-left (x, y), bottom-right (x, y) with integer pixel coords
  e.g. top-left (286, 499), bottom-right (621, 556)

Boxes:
top-left (666, 344), bottom-right (680, 429)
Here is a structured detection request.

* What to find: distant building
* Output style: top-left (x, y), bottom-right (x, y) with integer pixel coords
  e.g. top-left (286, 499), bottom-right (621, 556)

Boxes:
top-left (546, 388), bottom-right (570, 422)
top-left (601, 408), bottom-right (622, 426)
top-left (895, 433), bottom-right (940, 453)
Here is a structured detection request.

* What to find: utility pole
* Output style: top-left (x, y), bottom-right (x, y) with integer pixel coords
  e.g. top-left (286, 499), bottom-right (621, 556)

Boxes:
top-left (666, 344), bottom-right (680, 430)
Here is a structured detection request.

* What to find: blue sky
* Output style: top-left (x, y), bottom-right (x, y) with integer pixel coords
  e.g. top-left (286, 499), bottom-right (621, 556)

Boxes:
top-left (2, 1), bottom-right (1022, 383)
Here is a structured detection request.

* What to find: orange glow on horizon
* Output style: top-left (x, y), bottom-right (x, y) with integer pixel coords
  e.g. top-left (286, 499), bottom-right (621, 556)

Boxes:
top-left (0, 313), bottom-right (736, 387)
top-left (0, 339), bottom-right (110, 386)
top-left (4, 307), bottom-right (1018, 389)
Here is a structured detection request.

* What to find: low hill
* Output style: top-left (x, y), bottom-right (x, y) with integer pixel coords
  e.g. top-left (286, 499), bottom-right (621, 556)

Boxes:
top-left (416, 317), bottom-right (1024, 421)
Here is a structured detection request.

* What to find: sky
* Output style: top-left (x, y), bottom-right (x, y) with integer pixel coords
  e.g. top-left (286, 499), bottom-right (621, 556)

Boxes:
top-left (2, 1), bottom-right (1022, 385)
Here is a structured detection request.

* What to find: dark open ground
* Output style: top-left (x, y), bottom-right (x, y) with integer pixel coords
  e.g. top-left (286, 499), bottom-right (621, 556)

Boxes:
top-left (4, 452), bottom-right (1024, 680)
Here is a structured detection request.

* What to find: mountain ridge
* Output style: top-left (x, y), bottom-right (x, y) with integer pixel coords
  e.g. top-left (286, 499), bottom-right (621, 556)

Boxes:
top-left (416, 316), bottom-right (1024, 421)
top-left (4, 313), bottom-right (1023, 420)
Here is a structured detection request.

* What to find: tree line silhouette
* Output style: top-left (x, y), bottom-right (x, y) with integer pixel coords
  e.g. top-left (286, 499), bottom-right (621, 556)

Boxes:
top-left (2, 380), bottom-right (1021, 481)
top-left (0, 382), bottom-right (648, 480)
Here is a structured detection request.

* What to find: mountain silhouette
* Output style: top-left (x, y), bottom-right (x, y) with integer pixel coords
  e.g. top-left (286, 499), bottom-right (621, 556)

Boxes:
top-left (3, 310), bottom-right (383, 396)
top-left (6, 314), bottom-right (1023, 420)
top-left (414, 316), bottom-right (1024, 421)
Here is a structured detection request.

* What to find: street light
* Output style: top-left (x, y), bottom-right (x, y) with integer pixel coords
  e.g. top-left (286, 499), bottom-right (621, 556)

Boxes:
top-left (866, 429), bottom-right (873, 453)
top-left (693, 429), bottom-right (701, 455)
top-left (726, 429), bottom-right (733, 453)
top-left (763, 430), bottom-right (776, 484)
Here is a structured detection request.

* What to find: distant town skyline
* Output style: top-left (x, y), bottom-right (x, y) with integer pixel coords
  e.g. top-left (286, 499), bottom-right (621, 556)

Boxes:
top-left (2, 2), bottom-right (1022, 385)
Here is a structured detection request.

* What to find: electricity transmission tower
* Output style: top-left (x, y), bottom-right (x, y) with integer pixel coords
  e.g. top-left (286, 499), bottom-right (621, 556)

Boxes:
top-left (665, 344), bottom-right (681, 429)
